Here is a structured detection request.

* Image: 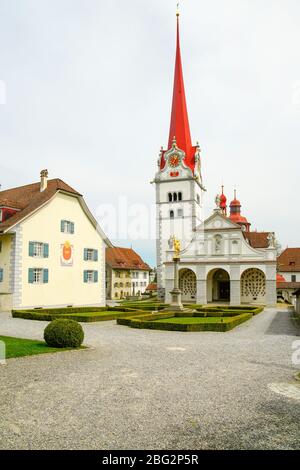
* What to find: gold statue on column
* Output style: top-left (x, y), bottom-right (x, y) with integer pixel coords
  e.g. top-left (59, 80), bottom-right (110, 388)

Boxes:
top-left (173, 237), bottom-right (181, 259)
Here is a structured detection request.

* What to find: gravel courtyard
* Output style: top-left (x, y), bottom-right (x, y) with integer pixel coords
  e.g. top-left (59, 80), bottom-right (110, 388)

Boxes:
top-left (0, 308), bottom-right (299, 450)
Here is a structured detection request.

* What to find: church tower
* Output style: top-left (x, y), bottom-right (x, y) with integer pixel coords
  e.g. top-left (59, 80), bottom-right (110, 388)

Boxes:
top-left (153, 12), bottom-right (205, 300)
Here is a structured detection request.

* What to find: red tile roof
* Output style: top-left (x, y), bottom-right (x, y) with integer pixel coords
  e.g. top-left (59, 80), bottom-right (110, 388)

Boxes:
top-left (0, 179), bottom-right (81, 233)
top-left (277, 282), bottom-right (300, 290)
top-left (277, 248), bottom-right (300, 272)
top-left (146, 283), bottom-right (157, 292)
top-left (243, 232), bottom-right (270, 248)
top-left (106, 247), bottom-right (150, 271)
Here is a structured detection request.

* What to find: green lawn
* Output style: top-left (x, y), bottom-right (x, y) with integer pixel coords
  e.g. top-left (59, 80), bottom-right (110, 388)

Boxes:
top-left (0, 335), bottom-right (78, 359)
top-left (154, 316), bottom-right (234, 324)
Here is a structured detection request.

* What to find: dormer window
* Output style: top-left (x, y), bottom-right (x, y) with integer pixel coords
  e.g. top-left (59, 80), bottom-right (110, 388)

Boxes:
top-left (0, 206), bottom-right (19, 223)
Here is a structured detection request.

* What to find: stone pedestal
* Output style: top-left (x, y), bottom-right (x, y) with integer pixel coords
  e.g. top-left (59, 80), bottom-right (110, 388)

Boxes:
top-left (162, 257), bottom-right (195, 313)
top-left (168, 287), bottom-right (184, 311)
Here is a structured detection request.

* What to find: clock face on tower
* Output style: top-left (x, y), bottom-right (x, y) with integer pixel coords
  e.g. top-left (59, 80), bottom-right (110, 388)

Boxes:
top-left (169, 154), bottom-right (179, 168)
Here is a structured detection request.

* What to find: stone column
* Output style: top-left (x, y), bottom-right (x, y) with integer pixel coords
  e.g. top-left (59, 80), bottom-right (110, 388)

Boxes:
top-left (230, 265), bottom-right (241, 306)
top-left (168, 258), bottom-right (184, 311)
top-left (265, 264), bottom-right (277, 307)
top-left (265, 281), bottom-right (277, 307)
top-left (196, 265), bottom-right (207, 305)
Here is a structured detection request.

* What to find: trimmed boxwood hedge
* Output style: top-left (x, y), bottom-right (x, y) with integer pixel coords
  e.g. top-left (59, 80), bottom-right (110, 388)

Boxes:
top-left (44, 319), bottom-right (84, 347)
top-left (12, 308), bottom-right (146, 323)
top-left (118, 303), bottom-right (168, 311)
top-left (11, 304), bottom-right (264, 325)
top-left (117, 307), bottom-right (263, 332)
top-left (117, 312), bottom-right (253, 332)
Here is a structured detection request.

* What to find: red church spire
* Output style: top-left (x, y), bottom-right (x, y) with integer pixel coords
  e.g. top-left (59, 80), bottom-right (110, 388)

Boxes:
top-left (160, 12), bottom-right (197, 172)
top-left (168, 13), bottom-right (192, 158)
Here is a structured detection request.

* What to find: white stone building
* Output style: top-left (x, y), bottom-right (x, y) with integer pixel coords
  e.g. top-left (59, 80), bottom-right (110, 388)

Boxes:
top-left (153, 14), bottom-right (277, 307)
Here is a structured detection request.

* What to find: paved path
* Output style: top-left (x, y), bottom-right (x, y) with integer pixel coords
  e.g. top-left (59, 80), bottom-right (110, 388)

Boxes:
top-left (0, 309), bottom-right (299, 450)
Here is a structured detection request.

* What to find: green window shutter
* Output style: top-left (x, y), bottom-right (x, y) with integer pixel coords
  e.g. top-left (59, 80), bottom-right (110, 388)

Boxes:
top-left (71, 222), bottom-right (75, 234)
top-left (43, 243), bottom-right (49, 258)
top-left (28, 268), bottom-right (34, 283)
top-left (43, 269), bottom-right (49, 284)
top-left (60, 220), bottom-right (65, 232)
top-left (84, 248), bottom-right (88, 261)
top-left (29, 242), bottom-right (34, 257)
top-left (94, 271), bottom-right (98, 283)
top-left (0, 268), bottom-right (3, 282)
top-left (83, 270), bottom-right (88, 283)
top-left (94, 250), bottom-right (98, 262)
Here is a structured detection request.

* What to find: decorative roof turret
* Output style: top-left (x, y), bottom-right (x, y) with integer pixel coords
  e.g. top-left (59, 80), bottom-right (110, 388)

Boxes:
top-left (229, 190), bottom-right (251, 232)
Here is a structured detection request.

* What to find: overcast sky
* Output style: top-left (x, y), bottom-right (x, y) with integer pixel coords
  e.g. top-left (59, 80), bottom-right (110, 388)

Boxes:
top-left (0, 0), bottom-right (299, 266)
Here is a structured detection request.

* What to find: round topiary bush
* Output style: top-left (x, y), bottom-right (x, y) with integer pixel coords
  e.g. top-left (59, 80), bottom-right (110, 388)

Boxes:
top-left (44, 319), bottom-right (84, 348)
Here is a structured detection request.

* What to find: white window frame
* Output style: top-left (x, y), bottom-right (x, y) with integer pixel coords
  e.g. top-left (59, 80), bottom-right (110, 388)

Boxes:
top-left (62, 220), bottom-right (74, 234)
top-left (86, 248), bottom-right (94, 261)
top-left (33, 242), bottom-right (43, 258)
top-left (86, 270), bottom-right (94, 283)
top-left (33, 268), bottom-right (43, 284)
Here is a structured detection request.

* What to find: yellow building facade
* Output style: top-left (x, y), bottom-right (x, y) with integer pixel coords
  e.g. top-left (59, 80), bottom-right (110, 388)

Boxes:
top-left (0, 173), bottom-right (110, 310)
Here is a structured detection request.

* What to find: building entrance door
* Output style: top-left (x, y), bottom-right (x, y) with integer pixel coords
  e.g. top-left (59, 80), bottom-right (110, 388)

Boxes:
top-left (219, 281), bottom-right (230, 301)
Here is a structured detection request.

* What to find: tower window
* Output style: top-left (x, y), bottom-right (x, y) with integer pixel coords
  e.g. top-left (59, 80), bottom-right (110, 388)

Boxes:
top-left (168, 192), bottom-right (183, 203)
top-left (197, 194), bottom-right (200, 204)
top-left (178, 209), bottom-right (183, 217)
top-left (170, 210), bottom-right (174, 219)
